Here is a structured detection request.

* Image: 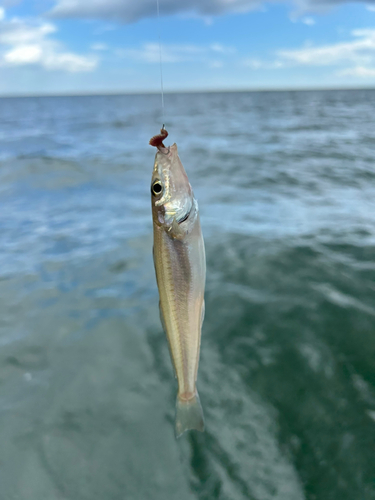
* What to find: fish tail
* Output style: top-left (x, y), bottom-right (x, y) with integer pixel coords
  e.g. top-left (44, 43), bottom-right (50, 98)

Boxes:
top-left (175, 391), bottom-right (205, 438)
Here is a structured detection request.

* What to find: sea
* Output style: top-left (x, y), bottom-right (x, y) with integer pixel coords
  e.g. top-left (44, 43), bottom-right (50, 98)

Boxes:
top-left (0, 90), bottom-right (374, 500)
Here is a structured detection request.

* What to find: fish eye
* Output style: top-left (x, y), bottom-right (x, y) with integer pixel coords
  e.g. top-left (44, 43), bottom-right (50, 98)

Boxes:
top-left (152, 181), bottom-right (163, 196)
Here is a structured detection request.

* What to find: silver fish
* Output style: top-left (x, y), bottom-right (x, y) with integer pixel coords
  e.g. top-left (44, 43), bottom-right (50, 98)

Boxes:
top-left (150, 128), bottom-right (205, 438)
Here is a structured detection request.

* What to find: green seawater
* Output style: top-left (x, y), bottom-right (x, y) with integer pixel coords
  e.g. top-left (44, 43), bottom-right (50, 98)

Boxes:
top-left (0, 90), bottom-right (374, 500)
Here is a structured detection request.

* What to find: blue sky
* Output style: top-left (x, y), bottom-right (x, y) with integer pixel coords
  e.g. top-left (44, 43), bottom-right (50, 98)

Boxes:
top-left (0, 0), bottom-right (375, 94)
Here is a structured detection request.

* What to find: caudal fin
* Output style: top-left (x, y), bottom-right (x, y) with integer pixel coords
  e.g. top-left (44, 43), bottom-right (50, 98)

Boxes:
top-left (175, 391), bottom-right (205, 438)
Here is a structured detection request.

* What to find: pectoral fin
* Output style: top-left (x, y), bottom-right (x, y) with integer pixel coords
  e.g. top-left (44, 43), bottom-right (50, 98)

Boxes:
top-left (170, 217), bottom-right (185, 240)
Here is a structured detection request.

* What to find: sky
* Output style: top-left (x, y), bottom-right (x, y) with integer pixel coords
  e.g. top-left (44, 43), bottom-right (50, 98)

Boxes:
top-left (0, 0), bottom-right (375, 94)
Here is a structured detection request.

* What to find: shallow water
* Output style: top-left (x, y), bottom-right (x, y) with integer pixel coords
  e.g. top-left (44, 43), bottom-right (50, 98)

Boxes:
top-left (0, 90), bottom-right (374, 500)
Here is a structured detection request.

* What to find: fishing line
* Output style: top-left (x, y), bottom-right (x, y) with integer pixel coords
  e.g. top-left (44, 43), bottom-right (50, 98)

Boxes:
top-left (156, 0), bottom-right (165, 127)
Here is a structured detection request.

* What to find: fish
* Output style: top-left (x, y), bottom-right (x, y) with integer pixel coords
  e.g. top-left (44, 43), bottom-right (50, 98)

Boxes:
top-left (150, 127), bottom-right (205, 438)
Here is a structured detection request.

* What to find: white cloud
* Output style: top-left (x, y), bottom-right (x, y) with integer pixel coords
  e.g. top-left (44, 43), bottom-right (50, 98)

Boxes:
top-left (242, 58), bottom-right (265, 69)
top-left (91, 43), bottom-right (108, 51)
top-left (339, 66), bottom-right (375, 77)
top-left (1, 0), bottom-right (23, 5)
top-left (209, 43), bottom-right (236, 54)
top-left (366, 4), bottom-right (375, 11)
top-left (0, 7), bottom-right (5, 21)
top-left (209, 60), bottom-right (224, 68)
top-left (277, 29), bottom-right (375, 66)
top-left (272, 28), bottom-right (375, 79)
top-left (117, 43), bottom-right (204, 63)
top-left (4, 44), bottom-right (42, 64)
top-left (93, 23), bottom-right (117, 34)
top-left (240, 28), bottom-right (375, 78)
top-left (203, 16), bottom-right (214, 25)
top-left (48, 0), bottom-right (375, 22)
top-left (302, 16), bottom-right (315, 25)
top-left (293, 0), bottom-right (375, 14)
top-left (242, 58), bottom-right (284, 69)
top-left (352, 28), bottom-right (375, 37)
top-left (0, 17), bottom-right (97, 72)
top-left (117, 42), bottom-right (233, 63)
top-left (49, 0), bottom-right (265, 22)
top-left (0, 20), bottom-right (57, 45)
top-left (46, 52), bottom-right (97, 71)
top-left (289, 13), bottom-right (315, 24)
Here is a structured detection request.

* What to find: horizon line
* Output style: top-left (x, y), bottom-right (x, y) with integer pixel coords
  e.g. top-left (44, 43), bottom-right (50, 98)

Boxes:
top-left (0, 85), bottom-right (374, 98)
